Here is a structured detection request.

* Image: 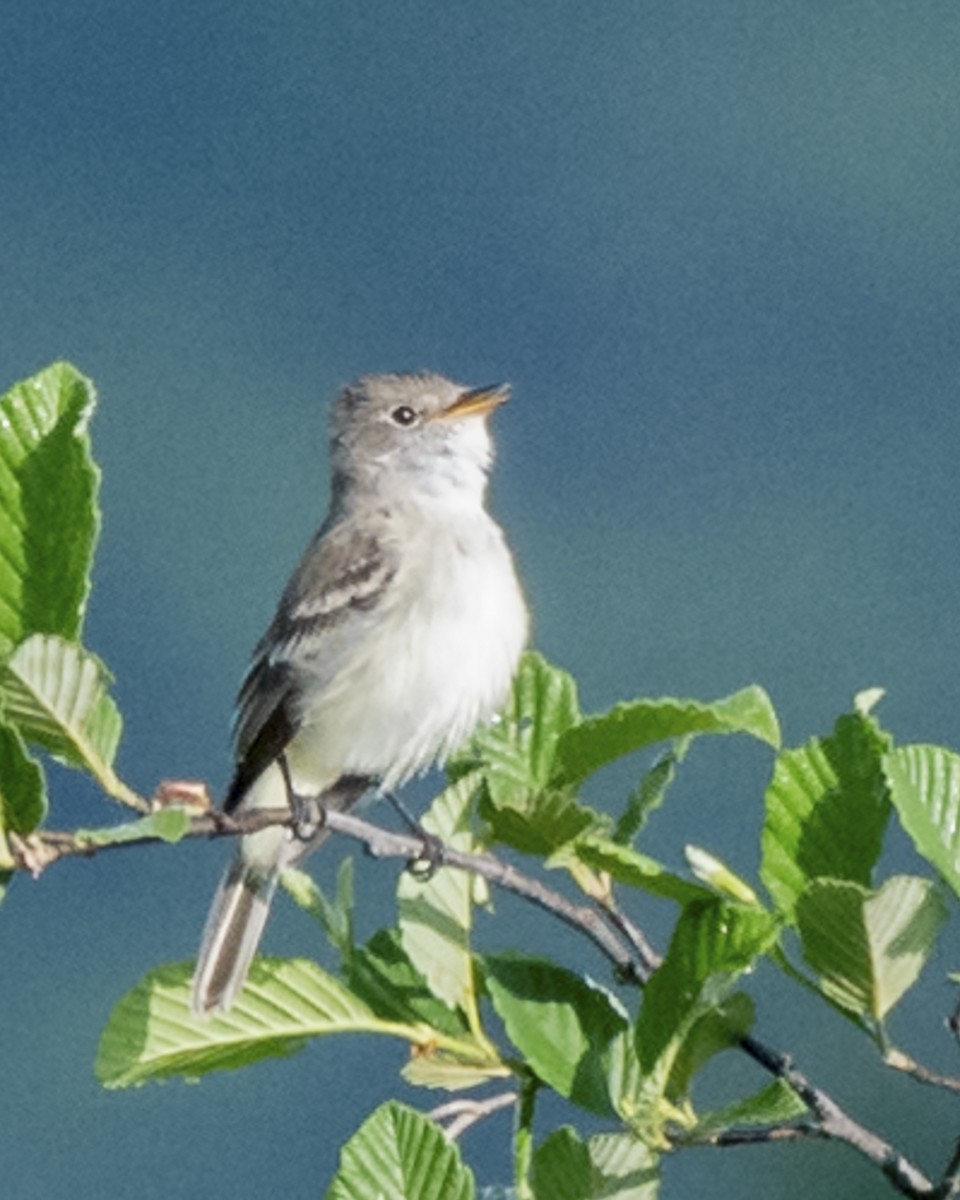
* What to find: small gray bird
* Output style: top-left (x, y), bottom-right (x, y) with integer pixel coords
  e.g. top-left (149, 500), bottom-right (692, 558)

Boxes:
top-left (192, 372), bottom-right (528, 1014)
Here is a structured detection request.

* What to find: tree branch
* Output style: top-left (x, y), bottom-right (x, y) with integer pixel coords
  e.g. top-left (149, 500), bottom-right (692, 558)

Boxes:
top-left (8, 799), bottom-right (944, 1197)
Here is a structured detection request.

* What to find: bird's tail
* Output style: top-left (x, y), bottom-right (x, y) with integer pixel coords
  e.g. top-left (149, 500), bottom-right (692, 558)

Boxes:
top-left (191, 852), bottom-right (283, 1015)
top-left (191, 773), bottom-right (372, 1015)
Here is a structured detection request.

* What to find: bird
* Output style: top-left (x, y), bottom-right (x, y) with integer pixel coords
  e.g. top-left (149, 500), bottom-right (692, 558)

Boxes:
top-left (191, 372), bottom-right (528, 1014)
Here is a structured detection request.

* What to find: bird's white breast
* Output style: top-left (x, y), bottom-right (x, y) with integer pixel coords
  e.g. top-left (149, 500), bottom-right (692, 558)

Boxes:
top-left (286, 506), bottom-right (527, 792)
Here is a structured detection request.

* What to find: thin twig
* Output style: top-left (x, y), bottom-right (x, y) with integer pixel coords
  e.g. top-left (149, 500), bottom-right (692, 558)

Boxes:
top-left (884, 1048), bottom-right (960, 1095)
top-left (593, 890), bottom-right (661, 981)
top-left (430, 1092), bottom-right (518, 1140)
top-left (738, 1034), bottom-right (935, 1198)
top-left (677, 1122), bottom-right (824, 1148)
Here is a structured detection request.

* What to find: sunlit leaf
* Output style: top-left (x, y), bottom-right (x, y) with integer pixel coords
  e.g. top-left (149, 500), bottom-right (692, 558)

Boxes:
top-left (455, 652), bottom-right (580, 805)
top-left (0, 633), bottom-right (134, 804)
top-left (324, 1101), bottom-right (475, 1200)
top-left (760, 711), bottom-right (891, 919)
top-left (348, 928), bottom-right (470, 1038)
top-left (398, 772), bottom-right (483, 1018)
top-left (483, 786), bottom-right (601, 857)
top-left (795, 875), bottom-right (947, 1022)
top-left (587, 1132), bottom-right (660, 1200)
top-left (884, 744), bottom-right (960, 899)
top-left (0, 362), bottom-right (100, 649)
top-left (401, 1055), bottom-right (510, 1091)
top-left (97, 958), bottom-right (431, 1087)
top-left (532, 1127), bottom-right (660, 1200)
top-left (483, 953), bottom-right (627, 1116)
top-left (74, 808), bottom-right (192, 846)
top-left (691, 1079), bottom-right (808, 1137)
top-left (666, 993), bottom-right (755, 1101)
top-left (552, 686), bottom-right (780, 788)
top-left (636, 902), bottom-right (778, 1076)
top-left (569, 835), bottom-right (711, 905)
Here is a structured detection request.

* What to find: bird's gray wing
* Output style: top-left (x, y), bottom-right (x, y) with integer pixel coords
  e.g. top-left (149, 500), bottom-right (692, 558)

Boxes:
top-left (225, 517), bottom-right (397, 810)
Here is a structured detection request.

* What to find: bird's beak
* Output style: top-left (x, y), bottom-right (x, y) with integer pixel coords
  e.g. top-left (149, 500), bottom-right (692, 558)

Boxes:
top-left (436, 383), bottom-right (511, 421)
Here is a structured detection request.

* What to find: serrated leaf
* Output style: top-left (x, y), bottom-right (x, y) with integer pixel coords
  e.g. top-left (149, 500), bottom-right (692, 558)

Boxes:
top-left (97, 958), bottom-right (429, 1087)
top-left (587, 1132), bottom-right (660, 1200)
top-left (483, 785), bottom-right (601, 857)
top-left (760, 711), bottom-right (892, 919)
top-left (552, 686), bottom-right (780, 788)
top-left (348, 928), bottom-right (470, 1038)
top-left (483, 953), bottom-right (627, 1116)
top-left (884, 744), bottom-right (960, 899)
top-left (613, 740), bottom-right (689, 844)
top-left (455, 652), bottom-right (580, 804)
top-left (570, 836), bottom-right (712, 905)
top-left (0, 362), bottom-right (100, 649)
top-left (795, 875), bottom-right (946, 1022)
top-left (398, 773), bottom-right (483, 1018)
top-left (0, 719), bottom-right (46, 835)
top-left (0, 634), bottom-right (132, 803)
top-left (532, 1127), bottom-right (594, 1200)
top-left (692, 1079), bottom-right (808, 1137)
top-left (532, 1127), bottom-right (660, 1200)
top-left (636, 902), bottom-right (778, 1077)
top-left (324, 1101), bottom-right (475, 1200)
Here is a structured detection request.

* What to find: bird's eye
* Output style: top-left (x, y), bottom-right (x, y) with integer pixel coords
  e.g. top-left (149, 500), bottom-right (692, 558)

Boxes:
top-left (391, 405), bottom-right (418, 427)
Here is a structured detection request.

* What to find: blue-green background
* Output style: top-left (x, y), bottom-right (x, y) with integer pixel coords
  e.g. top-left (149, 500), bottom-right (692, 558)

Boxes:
top-left (4, 3), bottom-right (960, 1197)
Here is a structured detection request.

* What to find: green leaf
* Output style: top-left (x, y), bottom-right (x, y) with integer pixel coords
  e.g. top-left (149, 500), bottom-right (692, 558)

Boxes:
top-left (666, 993), bottom-right (755, 1101)
top-left (587, 1132), bottom-right (660, 1200)
top-left (760, 711), bottom-right (892, 919)
top-left (532, 1127), bottom-right (660, 1200)
top-left (324, 1101), bottom-right (475, 1200)
top-left (636, 902), bottom-right (778, 1077)
top-left (483, 953), bottom-right (627, 1116)
top-left (97, 958), bottom-right (432, 1086)
top-left (0, 362), bottom-right (100, 649)
top-left (455, 654), bottom-right (599, 856)
top-left (532, 1127), bottom-right (593, 1200)
top-left (552, 686), bottom-right (780, 788)
top-left (348, 928), bottom-right (470, 1039)
top-left (0, 720), bottom-right (46, 835)
top-left (613, 740), bottom-right (689, 844)
top-left (795, 875), bottom-right (947, 1022)
top-left (483, 786), bottom-right (601, 857)
top-left (0, 633), bottom-right (135, 806)
top-left (455, 652), bottom-right (580, 803)
top-left (74, 808), bottom-right (192, 846)
top-left (398, 773), bottom-right (483, 1018)
top-left (401, 1054), bottom-right (510, 1091)
top-left (569, 836), bottom-right (712, 905)
top-left (691, 1079), bottom-right (808, 1138)
top-left (884, 744), bottom-right (960, 899)
top-left (282, 856), bottom-right (355, 958)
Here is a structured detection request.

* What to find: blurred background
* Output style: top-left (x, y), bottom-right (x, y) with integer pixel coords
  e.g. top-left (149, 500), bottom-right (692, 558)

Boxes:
top-left (3, 2), bottom-right (960, 1196)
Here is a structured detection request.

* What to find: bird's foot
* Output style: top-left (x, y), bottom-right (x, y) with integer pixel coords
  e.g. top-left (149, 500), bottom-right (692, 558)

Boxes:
top-left (383, 790), bottom-right (445, 880)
